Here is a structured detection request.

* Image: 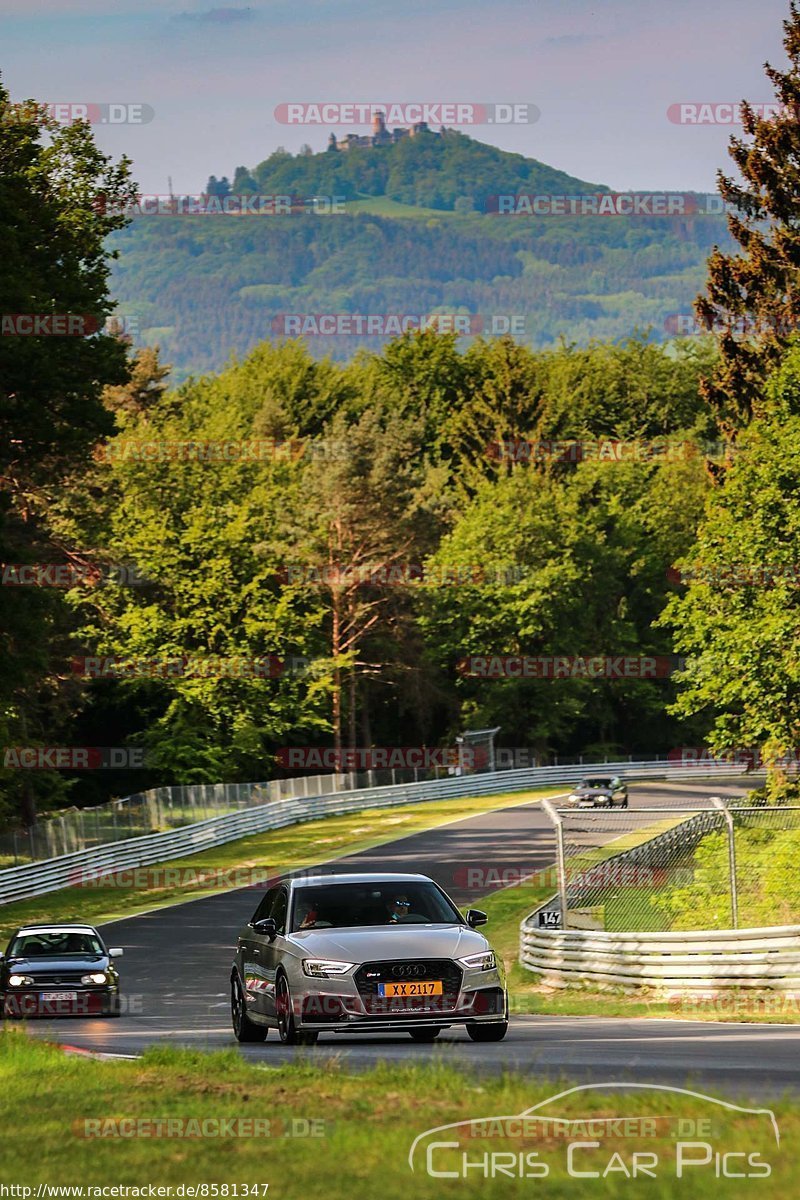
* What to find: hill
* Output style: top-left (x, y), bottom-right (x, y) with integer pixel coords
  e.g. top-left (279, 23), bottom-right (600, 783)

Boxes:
top-left (108, 134), bottom-right (733, 379)
top-left (230, 128), bottom-right (606, 212)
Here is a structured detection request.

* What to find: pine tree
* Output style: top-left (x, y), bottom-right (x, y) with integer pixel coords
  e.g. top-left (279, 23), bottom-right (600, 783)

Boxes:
top-left (696, 1), bottom-right (800, 429)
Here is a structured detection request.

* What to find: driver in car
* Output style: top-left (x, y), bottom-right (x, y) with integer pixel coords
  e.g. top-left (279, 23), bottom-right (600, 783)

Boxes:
top-left (385, 894), bottom-right (423, 923)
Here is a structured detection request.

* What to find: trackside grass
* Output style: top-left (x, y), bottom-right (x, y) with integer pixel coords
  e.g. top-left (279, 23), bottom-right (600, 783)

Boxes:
top-left (0, 1032), bottom-right (794, 1197)
top-left (0, 786), bottom-right (560, 944)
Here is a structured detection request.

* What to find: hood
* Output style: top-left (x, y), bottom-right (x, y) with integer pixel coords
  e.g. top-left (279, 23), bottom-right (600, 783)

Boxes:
top-left (574, 784), bottom-right (612, 795)
top-left (5, 954), bottom-right (109, 975)
top-left (286, 923), bottom-right (489, 961)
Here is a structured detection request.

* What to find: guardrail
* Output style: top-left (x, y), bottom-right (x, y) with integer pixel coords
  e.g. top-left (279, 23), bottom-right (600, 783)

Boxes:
top-left (519, 922), bottom-right (800, 990)
top-left (0, 758), bottom-right (748, 907)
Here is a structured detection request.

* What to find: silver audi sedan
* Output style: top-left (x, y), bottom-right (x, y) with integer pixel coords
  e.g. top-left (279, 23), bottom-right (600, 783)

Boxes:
top-left (230, 871), bottom-right (508, 1045)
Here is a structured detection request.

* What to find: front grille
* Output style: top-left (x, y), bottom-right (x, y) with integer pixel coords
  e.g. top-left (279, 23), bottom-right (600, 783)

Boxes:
top-left (354, 958), bottom-right (463, 1016)
top-left (25, 972), bottom-right (87, 987)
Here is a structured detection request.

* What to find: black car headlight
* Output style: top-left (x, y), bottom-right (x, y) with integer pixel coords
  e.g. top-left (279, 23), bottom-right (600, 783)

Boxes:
top-left (81, 972), bottom-right (108, 985)
top-left (458, 952), bottom-right (496, 971)
top-left (8, 975), bottom-right (34, 987)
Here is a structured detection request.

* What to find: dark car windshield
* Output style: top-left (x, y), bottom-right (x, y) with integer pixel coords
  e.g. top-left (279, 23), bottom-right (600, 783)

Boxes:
top-left (290, 882), bottom-right (462, 931)
top-left (581, 777), bottom-right (613, 789)
top-left (8, 931), bottom-right (104, 958)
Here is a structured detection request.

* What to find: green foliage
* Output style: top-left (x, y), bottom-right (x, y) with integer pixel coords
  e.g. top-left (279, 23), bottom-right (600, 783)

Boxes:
top-left (248, 129), bottom-right (605, 212)
top-left (664, 342), bottom-right (800, 770)
top-left (0, 77), bottom-right (136, 823)
top-left (654, 826), bottom-right (800, 929)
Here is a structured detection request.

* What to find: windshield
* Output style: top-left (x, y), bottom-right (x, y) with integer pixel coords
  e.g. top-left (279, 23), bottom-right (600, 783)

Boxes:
top-left (290, 882), bottom-right (462, 931)
top-left (8, 931), bottom-right (104, 958)
top-left (581, 777), bottom-right (612, 789)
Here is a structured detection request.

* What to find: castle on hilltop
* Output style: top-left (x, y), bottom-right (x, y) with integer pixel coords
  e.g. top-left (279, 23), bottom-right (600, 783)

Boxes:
top-left (327, 110), bottom-right (442, 151)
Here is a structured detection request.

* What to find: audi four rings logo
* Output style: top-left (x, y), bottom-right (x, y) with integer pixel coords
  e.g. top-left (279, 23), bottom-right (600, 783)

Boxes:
top-left (392, 964), bottom-right (426, 977)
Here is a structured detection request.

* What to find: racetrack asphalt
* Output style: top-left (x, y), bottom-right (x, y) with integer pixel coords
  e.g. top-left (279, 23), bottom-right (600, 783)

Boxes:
top-left (22, 776), bottom-right (800, 1099)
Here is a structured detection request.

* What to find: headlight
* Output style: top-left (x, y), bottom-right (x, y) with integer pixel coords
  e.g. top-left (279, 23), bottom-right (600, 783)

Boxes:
top-left (458, 952), bottom-right (496, 971)
top-left (8, 975), bottom-right (34, 987)
top-left (302, 959), bottom-right (354, 978)
top-left (81, 972), bottom-right (108, 985)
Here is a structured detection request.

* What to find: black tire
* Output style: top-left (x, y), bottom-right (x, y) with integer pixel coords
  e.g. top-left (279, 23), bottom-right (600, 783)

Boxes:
top-left (409, 1028), bottom-right (442, 1042)
top-left (231, 974), bottom-right (267, 1043)
top-left (467, 1021), bottom-right (508, 1042)
top-left (276, 975), bottom-right (318, 1046)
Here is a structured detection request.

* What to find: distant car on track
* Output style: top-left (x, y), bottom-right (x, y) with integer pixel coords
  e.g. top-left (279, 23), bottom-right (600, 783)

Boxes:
top-left (565, 775), bottom-right (629, 808)
top-left (231, 871), bottom-right (508, 1045)
top-left (0, 923), bottom-right (123, 1019)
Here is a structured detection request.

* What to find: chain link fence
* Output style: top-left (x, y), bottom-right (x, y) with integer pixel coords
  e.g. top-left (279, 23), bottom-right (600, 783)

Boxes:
top-left (0, 776), bottom-right (350, 867)
top-left (540, 799), bottom-right (800, 932)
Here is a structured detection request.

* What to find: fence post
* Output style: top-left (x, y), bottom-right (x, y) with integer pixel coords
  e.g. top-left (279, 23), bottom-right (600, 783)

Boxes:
top-left (541, 798), bottom-right (568, 929)
top-left (710, 796), bottom-right (738, 929)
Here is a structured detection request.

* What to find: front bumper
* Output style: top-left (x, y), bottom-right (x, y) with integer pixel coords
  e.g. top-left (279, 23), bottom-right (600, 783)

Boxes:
top-left (2, 988), bottom-right (120, 1019)
top-left (291, 960), bottom-right (507, 1031)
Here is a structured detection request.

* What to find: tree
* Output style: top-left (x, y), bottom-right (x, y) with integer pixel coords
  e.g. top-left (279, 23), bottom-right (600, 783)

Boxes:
top-left (665, 345), bottom-right (800, 796)
top-left (0, 79), bottom-right (136, 824)
top-left (696, 1), bottom-right (800, 428)
top-left (291, 405), bottom-right (439, 755)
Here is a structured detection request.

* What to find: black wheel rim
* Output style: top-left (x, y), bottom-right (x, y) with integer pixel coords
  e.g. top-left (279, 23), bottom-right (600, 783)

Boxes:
top-left (232, 979), bottom-right (243, 1035)
top-left (277, 978), bottom-right (290, 1040)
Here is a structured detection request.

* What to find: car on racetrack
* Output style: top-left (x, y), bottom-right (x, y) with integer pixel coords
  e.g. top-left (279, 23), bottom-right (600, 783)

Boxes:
top-left (565, 775), bottom-right (628, 808)
top-left (0, 923), bottom-right (123, 1019)
top-left (231, 872), bottom-right (508, 1045)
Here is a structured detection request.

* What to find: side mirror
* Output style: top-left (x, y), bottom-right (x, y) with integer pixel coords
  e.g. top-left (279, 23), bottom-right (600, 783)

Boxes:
top-left (108, 947), bottom-right (124, 958)
top-left (466, 909), bottom-right (488, 929)
top-left (253, 918), bottom-right (278, 940)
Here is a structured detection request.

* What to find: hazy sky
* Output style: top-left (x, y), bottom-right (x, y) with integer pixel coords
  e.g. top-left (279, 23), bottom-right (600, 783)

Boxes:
top-left (0, 0), bottom-right (791, 193)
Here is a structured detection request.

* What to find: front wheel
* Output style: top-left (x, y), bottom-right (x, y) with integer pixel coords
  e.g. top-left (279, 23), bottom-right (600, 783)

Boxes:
top-left (467, 1021), bottom-right (508, 1042)
top-left (231, 975), bottom-right (267, 1043)
top-left (276, 975), bottom-right (318, 1046)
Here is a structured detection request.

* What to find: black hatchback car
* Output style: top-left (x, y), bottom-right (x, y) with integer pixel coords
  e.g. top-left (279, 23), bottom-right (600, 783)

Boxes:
top-left (565, 775), bottom-right (629, 808)
top-left (0, 923), bottom-right (123, 1019)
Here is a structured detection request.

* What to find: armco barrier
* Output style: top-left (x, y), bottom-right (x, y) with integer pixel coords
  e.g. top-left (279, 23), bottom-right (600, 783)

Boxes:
top-left (519, 923), bottom-right (800, 990)
top-left (0, 759), bottom-right (746, 907)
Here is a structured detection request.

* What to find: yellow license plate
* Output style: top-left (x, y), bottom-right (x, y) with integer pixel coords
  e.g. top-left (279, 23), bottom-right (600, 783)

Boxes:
top-left (378, 980), bottom-right (443, 997)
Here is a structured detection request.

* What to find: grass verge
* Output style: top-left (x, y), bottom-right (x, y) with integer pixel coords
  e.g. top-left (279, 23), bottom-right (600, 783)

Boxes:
top-left (0, 1031), bottom-right (794, 1195)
